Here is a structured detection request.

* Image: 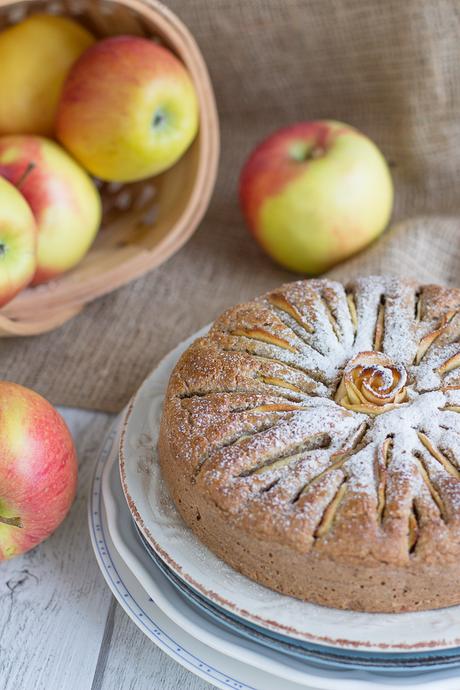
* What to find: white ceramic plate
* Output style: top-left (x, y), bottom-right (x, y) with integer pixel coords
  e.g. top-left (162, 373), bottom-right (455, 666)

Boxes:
top-left (90, 422), bottom-right (313, 690)
top-left (119, 327), bottom-right (460, 654)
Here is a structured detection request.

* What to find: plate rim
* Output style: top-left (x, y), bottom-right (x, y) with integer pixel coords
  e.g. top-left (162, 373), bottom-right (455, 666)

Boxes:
top-left (88, 421), bottom-right (289, 690)
top-left (135, 524), bottom-right (460, 671)
top-left (118, 326), bottom-right (460, 654)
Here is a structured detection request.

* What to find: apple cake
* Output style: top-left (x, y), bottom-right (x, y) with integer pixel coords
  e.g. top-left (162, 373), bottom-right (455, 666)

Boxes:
top-left (158, 276), bottom-right (460, 612)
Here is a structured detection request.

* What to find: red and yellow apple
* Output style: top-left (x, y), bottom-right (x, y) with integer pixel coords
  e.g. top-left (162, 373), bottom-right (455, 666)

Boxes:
top-left (0, 382), bottom-right (77, 560)
top-left (56, 35), bottom-right (199, 183)
top-left (0, 177), bottom-right (36, 308)
top-left (239, 121), bottom-right (394, 274)
top-left (0, 14), bottom-right (95, 136)
top-left (0, 135), bottom-right (102, 285)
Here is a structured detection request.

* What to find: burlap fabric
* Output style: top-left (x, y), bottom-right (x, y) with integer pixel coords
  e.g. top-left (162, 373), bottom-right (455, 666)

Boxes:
top-left (1, 0), bottom-right (460, 412)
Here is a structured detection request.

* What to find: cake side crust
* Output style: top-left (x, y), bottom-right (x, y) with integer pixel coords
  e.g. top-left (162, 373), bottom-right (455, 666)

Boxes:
top-left (159, 416), bottom-right (460, 613)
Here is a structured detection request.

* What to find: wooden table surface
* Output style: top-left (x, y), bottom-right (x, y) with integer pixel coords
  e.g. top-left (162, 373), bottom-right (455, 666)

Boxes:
top-left (0, 408), bottom-right (212, 690)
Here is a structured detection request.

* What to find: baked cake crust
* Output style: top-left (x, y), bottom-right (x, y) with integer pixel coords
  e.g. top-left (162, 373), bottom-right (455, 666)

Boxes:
top-left (159, 276), bottom-right (460, 612)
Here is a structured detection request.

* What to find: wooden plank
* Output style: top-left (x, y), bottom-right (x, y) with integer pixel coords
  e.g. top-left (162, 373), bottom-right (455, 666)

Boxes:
top-left (96, 604), bottom-right (211, 690)
top-left (0, 410), bottom-right (114, 690)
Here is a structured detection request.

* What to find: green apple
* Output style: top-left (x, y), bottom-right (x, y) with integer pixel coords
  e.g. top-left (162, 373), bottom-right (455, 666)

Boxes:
top-left (0, 176), bottom-right (36, 307)
top-left (56, 35), bottom-right (199, 183)
top-left (239, 121), bottom-right (394, 274)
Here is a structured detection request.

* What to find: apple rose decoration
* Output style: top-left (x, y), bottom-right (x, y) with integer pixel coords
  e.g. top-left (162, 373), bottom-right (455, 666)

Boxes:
top-left (335, 351), bottom-right (408, 415)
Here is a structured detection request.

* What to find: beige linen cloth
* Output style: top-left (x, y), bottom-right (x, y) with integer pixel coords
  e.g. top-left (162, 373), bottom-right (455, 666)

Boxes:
top-left (1, 0), bottom-right (460, 412)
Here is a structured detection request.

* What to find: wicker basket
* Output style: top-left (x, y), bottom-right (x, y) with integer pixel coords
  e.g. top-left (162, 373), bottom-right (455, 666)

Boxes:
top-left (0, 0), bottom-right (219, 336)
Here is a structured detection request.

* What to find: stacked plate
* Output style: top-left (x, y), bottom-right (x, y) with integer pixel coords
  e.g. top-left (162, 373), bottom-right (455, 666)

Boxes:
top-left (89, 328), bottom-right (460, 690)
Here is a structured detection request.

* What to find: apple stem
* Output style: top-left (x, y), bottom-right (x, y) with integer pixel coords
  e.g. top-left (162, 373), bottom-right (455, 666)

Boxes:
top-left (290, 142), bottom-right (325, 163)
top-left (310, 147), bottom-right (325, 159)
top-left (16, 162), bottom-right (36, 189)
top-left (0, 515), bottom-right (23, 528)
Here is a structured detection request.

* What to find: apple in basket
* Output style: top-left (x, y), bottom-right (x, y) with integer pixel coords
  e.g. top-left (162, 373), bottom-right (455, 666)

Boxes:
top-left (0, 382), bottom-right (77, 560)
top-left (0, 13), bottom-right (94, 136)
top-left (56, 35), bottom-right (199, 183)
top-left (0, 177), bottom-right (37, 308)
top-left (0, 135), bottom-right (102, 285)
top-left (239, 120), bottom-right (394, 274)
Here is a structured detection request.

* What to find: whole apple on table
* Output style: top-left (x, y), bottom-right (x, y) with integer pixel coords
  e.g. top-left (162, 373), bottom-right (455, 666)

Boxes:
top-left (0, 382), bottom-right (77, 560)
top-left (0, 13), bottom-right (199, 309)
top-left (240, 120), bottom-right (394, 274)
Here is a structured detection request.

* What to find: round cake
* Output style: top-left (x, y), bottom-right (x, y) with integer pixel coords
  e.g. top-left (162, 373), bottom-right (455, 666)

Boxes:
top-left (158, 276), bottom-right (460, 612)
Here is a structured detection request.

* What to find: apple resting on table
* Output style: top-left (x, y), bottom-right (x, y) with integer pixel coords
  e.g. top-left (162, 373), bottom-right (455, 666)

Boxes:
top-left (56, 35), bottom-right (199, 183)
top-left (0, 382), bottom-right (77, 560)
top-left (0, 135), bottom-right (102, 285)
top-left (0, 176), bottom-right (36, 308)
top-left (239, 120), bottom-right (394, 274)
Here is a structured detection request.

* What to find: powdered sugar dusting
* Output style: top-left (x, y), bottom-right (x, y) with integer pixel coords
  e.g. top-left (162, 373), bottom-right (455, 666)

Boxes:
top-left (166, 276), bottom-right (460, 560)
